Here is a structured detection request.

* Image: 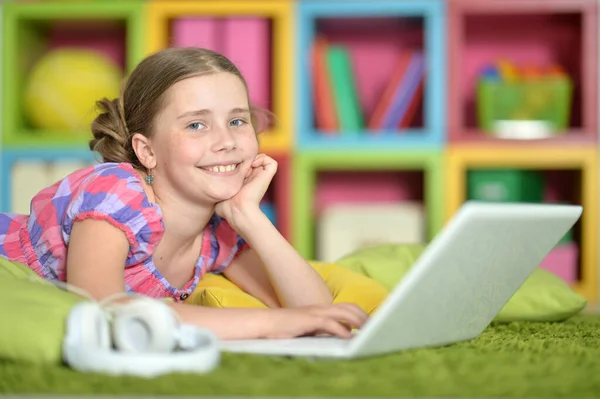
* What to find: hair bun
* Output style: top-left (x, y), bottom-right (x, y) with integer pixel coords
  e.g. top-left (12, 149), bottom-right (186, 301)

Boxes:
top-left (89, 97), bottom-right (132, 164)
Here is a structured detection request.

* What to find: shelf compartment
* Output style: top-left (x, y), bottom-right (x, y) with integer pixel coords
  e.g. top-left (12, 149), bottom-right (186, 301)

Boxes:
top-left (292, 149), bottom-right (444, 260)
top-left (296, 0), bottom-right (446, 150)
top-left (445, 145), bottom-right (598, 300)
top-left (0, 148), bottom-right (98, 213)
top-left (145, 0), bottom-right (294, 154)
top-left (2, 1), bottom-right (145, 148)
top-left (448, 0), bottom-right (597, 143)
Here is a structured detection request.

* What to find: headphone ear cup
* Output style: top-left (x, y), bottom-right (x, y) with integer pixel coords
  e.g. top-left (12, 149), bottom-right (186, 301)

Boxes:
top-left (64, 302), bottom-right (111, 351)
top-left (110, 299), bottom-right (178, 353)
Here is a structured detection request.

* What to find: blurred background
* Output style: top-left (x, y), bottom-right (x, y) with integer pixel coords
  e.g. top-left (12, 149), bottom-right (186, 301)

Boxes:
top-left (0, 0), bottom-right (598, 302)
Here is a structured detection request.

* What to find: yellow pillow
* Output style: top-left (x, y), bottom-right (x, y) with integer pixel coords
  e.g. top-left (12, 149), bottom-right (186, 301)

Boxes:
top-left (186, 273), bottom-right (267, 309)
top-left (185, 261), bottom-right (388, 315)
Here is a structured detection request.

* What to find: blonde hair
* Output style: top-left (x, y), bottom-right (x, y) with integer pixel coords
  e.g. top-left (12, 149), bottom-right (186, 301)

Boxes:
top-left (89, 47), bottom-right (272, 168)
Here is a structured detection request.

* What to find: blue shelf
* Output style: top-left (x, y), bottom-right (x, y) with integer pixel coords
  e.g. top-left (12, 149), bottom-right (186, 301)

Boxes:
top-left (298, 129), bottom-right (443, 151)
top-left (0, 147), bottom-right (97, 212)
top-left (296, 0), bottom-right (447, 150)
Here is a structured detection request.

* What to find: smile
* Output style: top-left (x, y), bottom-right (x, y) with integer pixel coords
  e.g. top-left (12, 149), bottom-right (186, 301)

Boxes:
top-left (199, 163), bottom-right (240, 174)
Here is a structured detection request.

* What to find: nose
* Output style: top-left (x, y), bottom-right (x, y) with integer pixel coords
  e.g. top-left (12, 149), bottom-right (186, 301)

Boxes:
top-left (211, 125), bottom-right (237, 152)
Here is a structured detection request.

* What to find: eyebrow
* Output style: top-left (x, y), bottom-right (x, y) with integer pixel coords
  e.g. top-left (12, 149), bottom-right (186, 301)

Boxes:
top-left (177, 108), bottom-right (251, 119)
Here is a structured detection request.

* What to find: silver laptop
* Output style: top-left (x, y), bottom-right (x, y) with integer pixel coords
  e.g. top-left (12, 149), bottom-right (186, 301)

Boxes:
top-left (219, 201), bottom-right (582, 359)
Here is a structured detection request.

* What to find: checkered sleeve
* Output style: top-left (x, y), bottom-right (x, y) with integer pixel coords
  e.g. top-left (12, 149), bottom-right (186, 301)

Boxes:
top-left (62, 164), bottom-right (164, 266)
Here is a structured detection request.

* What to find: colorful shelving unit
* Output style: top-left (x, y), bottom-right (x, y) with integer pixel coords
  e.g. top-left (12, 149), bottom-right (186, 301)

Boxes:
top-left (0, 0), bottom-right (597, 301)
top-left (293, 0), bottom-right (447, 261)
top-left (446, 0), bottom-right (599, 300)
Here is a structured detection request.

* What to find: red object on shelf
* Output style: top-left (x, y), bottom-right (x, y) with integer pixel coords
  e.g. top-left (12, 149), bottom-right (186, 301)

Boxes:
top-left (264, 151), bottom-right (291, 241)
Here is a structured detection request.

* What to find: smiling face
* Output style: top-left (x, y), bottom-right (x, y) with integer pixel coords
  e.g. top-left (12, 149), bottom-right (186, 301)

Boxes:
top-left (145, 72), bottom-right (259, 205)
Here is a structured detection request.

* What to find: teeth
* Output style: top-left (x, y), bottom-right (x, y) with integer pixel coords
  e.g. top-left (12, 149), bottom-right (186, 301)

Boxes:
top-left (207, 164), bottom-right (237, 173)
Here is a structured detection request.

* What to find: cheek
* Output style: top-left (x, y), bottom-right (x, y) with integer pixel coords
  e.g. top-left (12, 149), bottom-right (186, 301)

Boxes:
top-left (242, 133), bottom-right (259, 154)
top-left (172, 136), bottom-right (200, 158)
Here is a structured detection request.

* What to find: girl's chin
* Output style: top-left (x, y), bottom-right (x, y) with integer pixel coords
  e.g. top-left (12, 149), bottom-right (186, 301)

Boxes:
top-left (206, 186), bottom-right (244, 203)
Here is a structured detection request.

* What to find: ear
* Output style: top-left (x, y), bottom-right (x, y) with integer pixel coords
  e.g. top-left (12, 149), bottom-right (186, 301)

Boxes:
top-left (131, 133), bottom-right (157, 170)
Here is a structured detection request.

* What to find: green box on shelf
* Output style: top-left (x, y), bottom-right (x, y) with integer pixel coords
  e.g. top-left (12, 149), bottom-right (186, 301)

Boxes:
top-left (553, 201), bottom-right (574, 246)
top-left (476, 77), bottom-right (572, 134)
top-left (2, 1), bottom-right (146, 148)
top-left (557, 229), bottom-right (573, 246)
top-left (467, 169), bottom-right (544, 203)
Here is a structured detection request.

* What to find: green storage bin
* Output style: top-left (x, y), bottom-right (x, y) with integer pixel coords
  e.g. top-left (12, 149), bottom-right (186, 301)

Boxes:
top-left (552, 201), bottom-right (574, 245)
top-left (476, 77), bottom-right (572, 133)
top-left (467, 169), bottom-right (545, 203)
top-left (557, 229), bottom-right (574, 245)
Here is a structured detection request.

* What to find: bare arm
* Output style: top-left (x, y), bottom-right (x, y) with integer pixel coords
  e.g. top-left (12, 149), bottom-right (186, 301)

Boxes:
top-left (66, 218), bottom-right (129, 300)
top-left (65, 219), bottom-right (273, 339)
top-left (223, 249), bottom-right (282, 308)
top-left (231, 211), bottom-right (333, 308)
top-left (65, 219), bottom-right (361, 340)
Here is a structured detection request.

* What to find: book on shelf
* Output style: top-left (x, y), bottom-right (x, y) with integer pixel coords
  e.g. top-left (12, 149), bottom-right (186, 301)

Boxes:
top-left (369, 51), bottom-right (425, 131)
top-left (312, 36), bottom-right (338, 134)
top-left (312, 38), bottom-right (425, 136)
top-left (326, 45), bottom-right (364, 135)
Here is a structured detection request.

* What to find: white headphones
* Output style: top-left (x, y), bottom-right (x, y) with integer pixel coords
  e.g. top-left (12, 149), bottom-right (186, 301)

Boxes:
top-left (62, 295), bottom-right (221, 378)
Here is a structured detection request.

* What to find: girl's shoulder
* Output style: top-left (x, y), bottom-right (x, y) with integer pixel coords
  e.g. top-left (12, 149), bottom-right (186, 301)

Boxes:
top-left (66, 162), bottom-right (147, 197)
top-left (30, 161), bottom-right (160, 227)
top-left (52, 162), bottom-right (164, 263)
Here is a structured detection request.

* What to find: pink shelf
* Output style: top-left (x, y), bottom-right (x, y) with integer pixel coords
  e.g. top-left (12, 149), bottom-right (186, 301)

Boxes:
top-left (169, 17), bottom-right (273, 112)
top-left (314, 170), bottom-right (424, 216)
top-left (536, 168), bottom-right (583, 283)
top-left (455, 128), bottom-right (594, 147)
top-left (448, 0), bottom-right (597, 144)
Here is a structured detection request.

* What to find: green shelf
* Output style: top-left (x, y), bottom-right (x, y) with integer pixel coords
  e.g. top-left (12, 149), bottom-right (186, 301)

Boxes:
top-left (2, 1), bottom-right (146, 148)
top-left (292, 149), bottom-right (445, 259)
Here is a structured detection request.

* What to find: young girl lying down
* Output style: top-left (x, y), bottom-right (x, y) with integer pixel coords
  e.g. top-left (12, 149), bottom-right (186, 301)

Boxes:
top-left (0, 47), bottom-right (367, 340)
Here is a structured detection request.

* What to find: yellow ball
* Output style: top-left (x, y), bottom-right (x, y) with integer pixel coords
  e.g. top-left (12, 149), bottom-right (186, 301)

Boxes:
top-left (23, 48), bottom-right (123, 132)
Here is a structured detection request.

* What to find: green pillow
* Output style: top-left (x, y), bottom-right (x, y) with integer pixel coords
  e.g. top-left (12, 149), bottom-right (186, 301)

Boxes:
top-left (0, 257), bottom-right (84, 365)
top-left (337, 243), bottom-right (587, 323)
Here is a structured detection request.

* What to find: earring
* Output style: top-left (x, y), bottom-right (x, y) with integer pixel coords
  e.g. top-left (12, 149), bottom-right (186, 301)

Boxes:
top-left (145, 170), bottom-right (154, 185)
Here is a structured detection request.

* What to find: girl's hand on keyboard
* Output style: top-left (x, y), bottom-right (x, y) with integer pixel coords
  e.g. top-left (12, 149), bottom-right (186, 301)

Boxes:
top-left (263, 303), bottom-right (369, 339)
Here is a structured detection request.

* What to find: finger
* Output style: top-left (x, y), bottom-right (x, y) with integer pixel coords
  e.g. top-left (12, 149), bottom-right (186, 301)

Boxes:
top-left (315, 317), bottom-right (353, 339)
top-left (261, 157), bottom-right (278, 174)
top-left (248, 165), bottom-right (263, 181)
top-left (332, 303), bottom-right (370, 326)
top-left (253, 154), bottom-right (277, 170)
top-left (250, 161), bottom-right (277, 182)
top-left (252, 154), bottom-right (266, 167)
top-left (315, 305), bottom-right (367, 330)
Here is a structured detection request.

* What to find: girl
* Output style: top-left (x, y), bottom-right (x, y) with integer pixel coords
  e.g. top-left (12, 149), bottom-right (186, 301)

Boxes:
top-left (0, 47), bottom-right (367, 340)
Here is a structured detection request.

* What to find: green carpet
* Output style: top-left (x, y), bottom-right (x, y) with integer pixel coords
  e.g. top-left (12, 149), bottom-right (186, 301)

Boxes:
top-left (1, 314), bottom-right (599, 397)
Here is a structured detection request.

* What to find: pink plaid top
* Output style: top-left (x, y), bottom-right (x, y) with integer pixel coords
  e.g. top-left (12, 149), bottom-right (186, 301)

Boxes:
top-left (0, 162), bottom-right (249, 302)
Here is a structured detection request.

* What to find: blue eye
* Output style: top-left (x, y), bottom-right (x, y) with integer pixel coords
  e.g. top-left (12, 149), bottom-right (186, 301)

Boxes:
top-left (230, 119), bottom-right (246, 127)
top-left (188, 122), bottom-right (205, 131)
